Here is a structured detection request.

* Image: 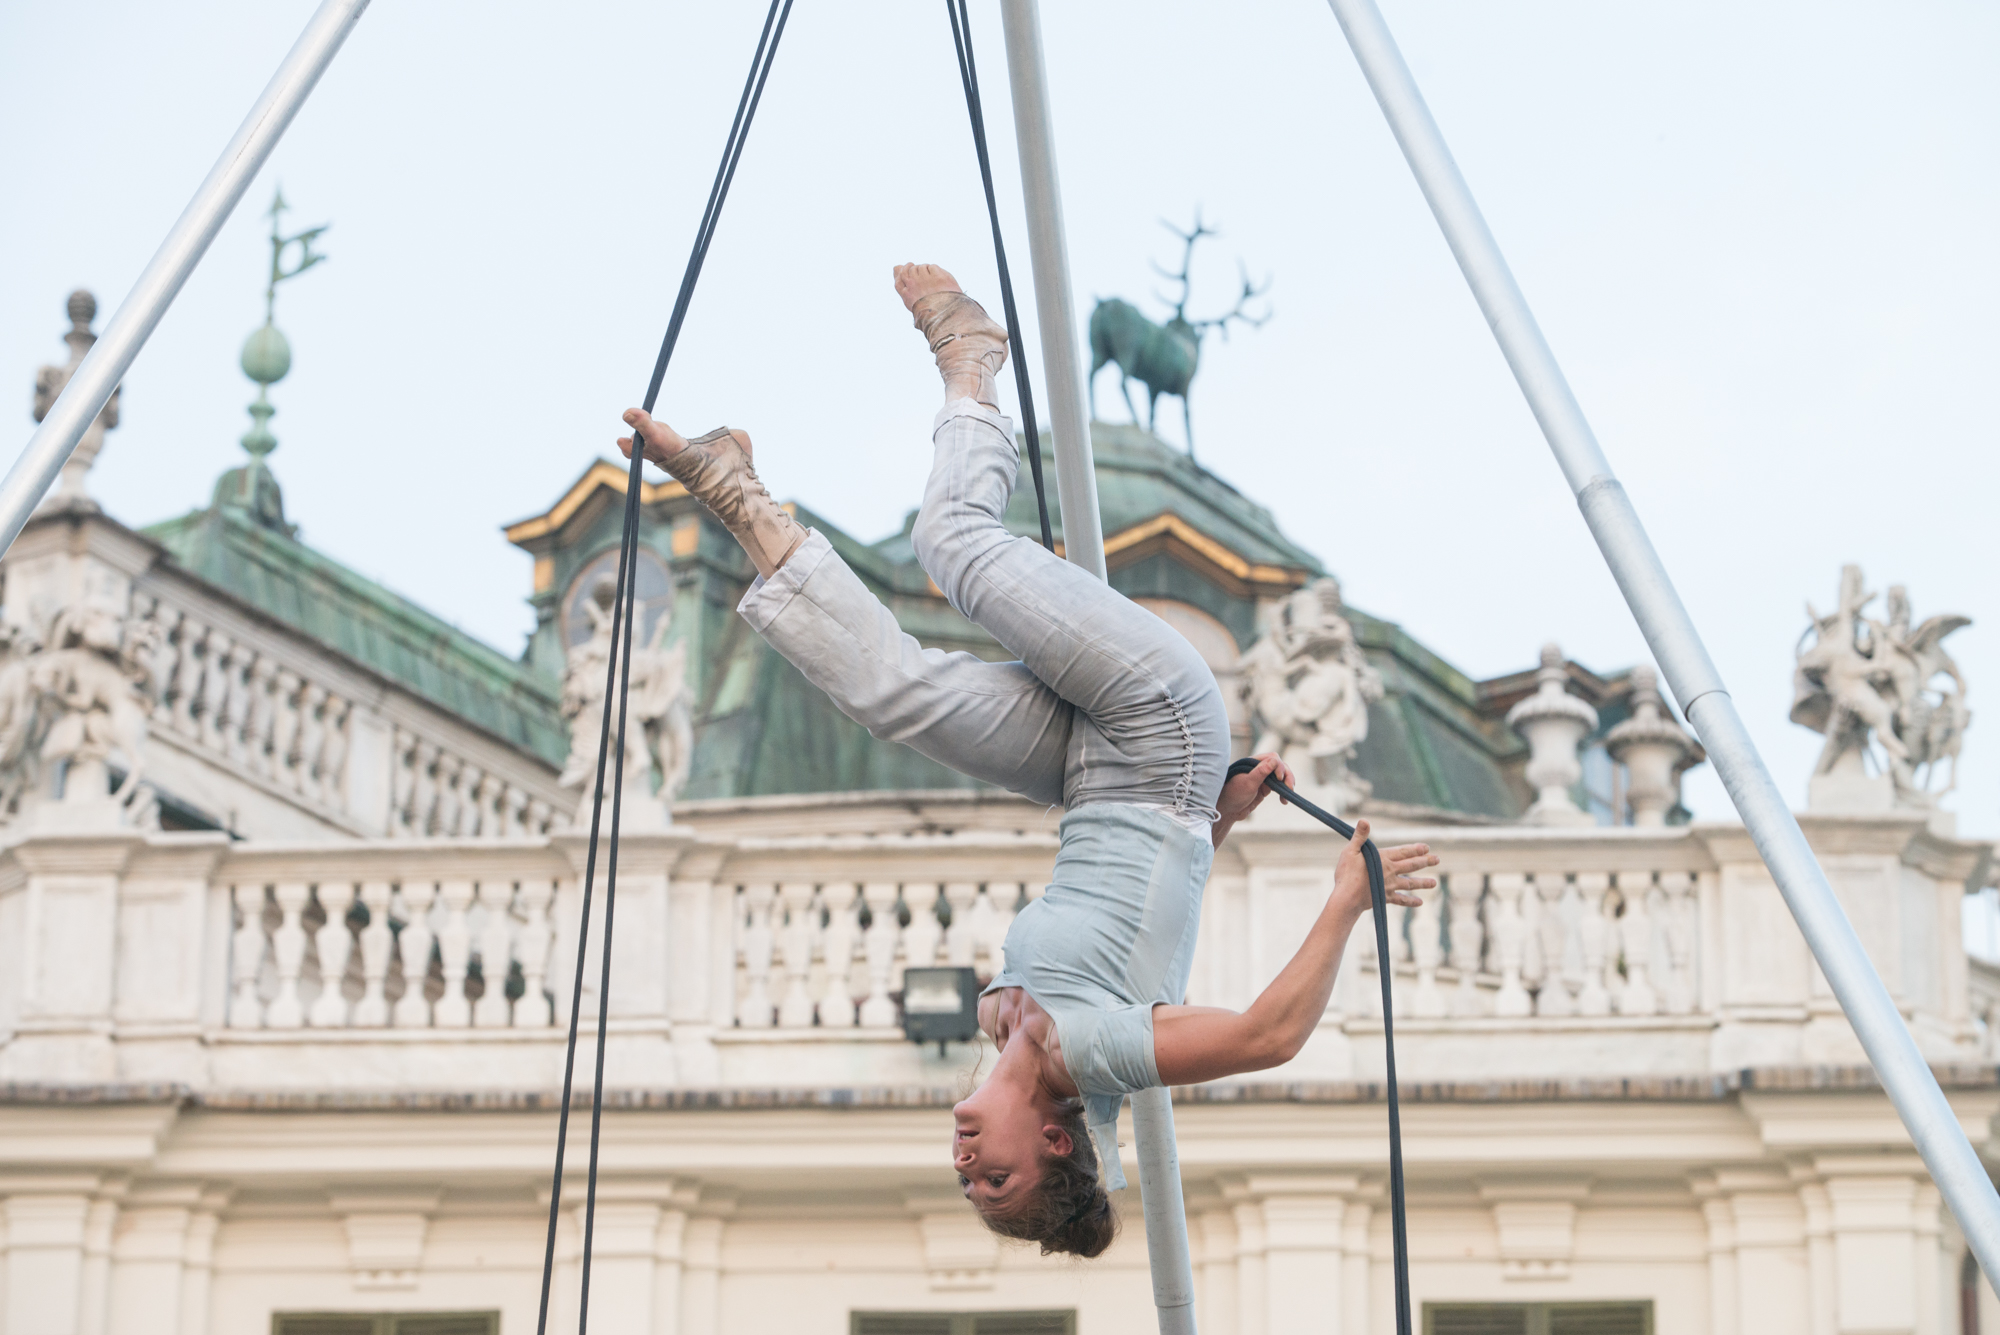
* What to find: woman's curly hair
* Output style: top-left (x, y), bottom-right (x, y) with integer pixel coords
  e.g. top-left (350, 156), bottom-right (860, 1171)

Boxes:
top-left (972, 1097), bottom-right (1118, 1258)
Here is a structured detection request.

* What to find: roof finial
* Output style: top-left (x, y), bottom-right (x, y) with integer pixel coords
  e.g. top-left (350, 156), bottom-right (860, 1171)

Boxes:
top-left (219, 187), bottom-right (328, 534)
top-left (33, 289), bottom-right (119, 506)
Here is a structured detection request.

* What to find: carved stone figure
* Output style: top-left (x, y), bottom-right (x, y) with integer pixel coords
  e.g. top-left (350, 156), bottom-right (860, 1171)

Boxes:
top-left (33, 290), bottom-right (119, 503)
top-left (0, 598), bottom-right (159, 827)
top-left (1088, 213), bottom-right (1268, 458)
top-left (1236, 577), bottom-right (1382, 812)
top-left (558, 577), bottom-right (694, 829)
top-left (1793, 565), bottom-right (1971, 810)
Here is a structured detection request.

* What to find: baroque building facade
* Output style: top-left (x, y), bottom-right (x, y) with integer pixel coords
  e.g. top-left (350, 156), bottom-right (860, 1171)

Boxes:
top-left (2, 294), bottom-right (1998, 1335)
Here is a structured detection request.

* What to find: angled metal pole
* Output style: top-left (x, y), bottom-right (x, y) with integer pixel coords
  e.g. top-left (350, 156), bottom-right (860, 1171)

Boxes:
top-left (999, 5), bottom-right (1193, 1330)
top-left (999, 0), bottom-right (1106, 581)
top-left (0, 0), bottom-right (372, 558)
top-left (1325, 0), bottom-right (2000, 1283)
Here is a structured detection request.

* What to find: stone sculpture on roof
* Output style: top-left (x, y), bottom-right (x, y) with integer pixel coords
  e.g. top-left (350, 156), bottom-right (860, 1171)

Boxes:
top-left (1236, 576), bottom-right (1382, 813)
top-left (558, 577), bottom-right (693, 829)
top-left (1794, 564), bottom-right (1971, 810)
top-left (33, 290), bottom-right (119, 504)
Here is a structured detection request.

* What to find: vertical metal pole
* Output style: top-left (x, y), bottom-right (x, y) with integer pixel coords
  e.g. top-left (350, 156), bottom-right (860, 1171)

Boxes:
top-left (1131, 1087), bottom-right (1199, 1335)
top-left (1325, 0), bottom-right (2000, 1284)
top-left (998, 0), bottom-right (1106, 580)
top-left (0, 0), bottom-right (372, 559)
top-left (999, 6), bottom-right (1194, 1329)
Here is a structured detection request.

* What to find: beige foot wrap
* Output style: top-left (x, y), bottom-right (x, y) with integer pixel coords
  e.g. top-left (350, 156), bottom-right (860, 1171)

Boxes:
top-left (658, 427), bottom-right (806, 579)
top-left (911, 291), bottom-right (1008, 408)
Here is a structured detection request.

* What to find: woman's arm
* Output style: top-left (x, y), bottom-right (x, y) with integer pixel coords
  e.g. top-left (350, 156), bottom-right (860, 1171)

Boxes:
top-left (1211, 753), bottom-right (1294, 848)
top-left (1152, 819), bottom-right (1437, 1085)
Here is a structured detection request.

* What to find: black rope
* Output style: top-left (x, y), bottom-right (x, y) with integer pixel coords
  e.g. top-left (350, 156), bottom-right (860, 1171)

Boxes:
top-left (944, 0), bottom-right (1055, 552)
top-left (1226, 756), bottom-right (1413, 1335)
top-left (534, 4), bottom-right (795, 1332)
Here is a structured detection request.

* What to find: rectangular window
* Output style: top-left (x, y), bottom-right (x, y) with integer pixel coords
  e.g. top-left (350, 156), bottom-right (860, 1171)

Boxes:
top-left (851, 1312), bottom-right (1076, 1335)
top-left (1423, 1301), bottom-right (1653, 1335)
top-left (273, 1314), bottom-right (499, 1335)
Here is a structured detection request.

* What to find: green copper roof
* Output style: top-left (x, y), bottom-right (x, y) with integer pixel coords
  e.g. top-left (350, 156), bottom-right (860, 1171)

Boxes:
top-left (146, 503), bottom-right (566, 766)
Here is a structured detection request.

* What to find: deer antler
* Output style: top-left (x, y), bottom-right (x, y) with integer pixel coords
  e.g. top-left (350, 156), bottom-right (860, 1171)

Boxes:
top-left (1153, 211), bottom-right (1218, 321)
top-left (1193, 260), bottom-right (1273, 340)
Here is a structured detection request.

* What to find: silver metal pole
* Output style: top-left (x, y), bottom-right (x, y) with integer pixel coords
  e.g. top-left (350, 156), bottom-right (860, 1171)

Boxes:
top-left (1131, 1087), bottom-right (1199, 1335)
top-left (1325, 0), bottom-right (2000, 1283)
top-left (0, 0), bottom-right (372, 558)
top-left (998, 0), bottom-right (1107, 581)
top-left (998, 6), bottom-right (1195, 1327)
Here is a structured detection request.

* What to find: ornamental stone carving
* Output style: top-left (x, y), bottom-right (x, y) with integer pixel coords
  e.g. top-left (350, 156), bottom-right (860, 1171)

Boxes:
top-left (32, 290), bottom-right (120, 504)
top-left (1604, 665), bottom-right (1701, 826)
top-left (0, 597), bottom-right (159, 829)
top-left (1506, 644), bottom-right (1597, 827)
top-left (1794, 564), bottom-right (1971, 812)
top-left (1236, 577), bottom-right (1383, 813)
top-left (557, 576), bottom-right (694, 829)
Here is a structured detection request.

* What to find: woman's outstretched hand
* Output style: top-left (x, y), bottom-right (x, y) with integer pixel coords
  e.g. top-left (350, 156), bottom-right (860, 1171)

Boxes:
top-left (1333, 818), bottom-right (1438, 915)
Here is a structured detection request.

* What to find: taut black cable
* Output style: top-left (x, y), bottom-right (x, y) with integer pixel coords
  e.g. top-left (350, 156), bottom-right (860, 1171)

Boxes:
top-left (533, 3), bottom-right (795, 1332)
top-left (944, 0), bottom-right (1055, 552)
top-left (1226, 756), bottom-right (1413, 1335)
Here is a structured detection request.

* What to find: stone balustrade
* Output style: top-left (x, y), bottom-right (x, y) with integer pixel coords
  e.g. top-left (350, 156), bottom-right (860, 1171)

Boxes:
top-left (130, 589), bottom-right (565, 839)
top-left (2, 801), bottom-right (1987, 1093)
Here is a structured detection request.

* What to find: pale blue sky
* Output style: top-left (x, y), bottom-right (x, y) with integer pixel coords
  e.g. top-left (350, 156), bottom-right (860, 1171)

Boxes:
top-left (3, 1), bottom-right (1994, 835)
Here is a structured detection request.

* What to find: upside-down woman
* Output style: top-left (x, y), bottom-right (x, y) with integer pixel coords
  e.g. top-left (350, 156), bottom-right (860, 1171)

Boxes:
top-left (617, 264), bottom-right (1439, 1258)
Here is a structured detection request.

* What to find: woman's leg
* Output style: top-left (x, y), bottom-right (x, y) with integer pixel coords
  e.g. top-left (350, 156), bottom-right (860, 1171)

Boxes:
top-left (894, 265), bottom-right (1229, 820)
top-left (618, 413), bottom-right (1073, 806)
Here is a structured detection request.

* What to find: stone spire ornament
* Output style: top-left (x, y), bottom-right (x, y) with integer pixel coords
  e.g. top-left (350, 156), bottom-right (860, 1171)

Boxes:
top-left (214, 187), bottom-right (328, 535)
top-left (1605, 664), bottom-right (1702, 826)
top-left (32, 290), bottom-right (120, 505)
top-left (1506, 643), bottom-right (1598, 826)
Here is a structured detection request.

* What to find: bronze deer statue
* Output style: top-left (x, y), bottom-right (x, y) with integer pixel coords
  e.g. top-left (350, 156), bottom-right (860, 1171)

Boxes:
top-left (1089, 214), bottom-right (1269, 458)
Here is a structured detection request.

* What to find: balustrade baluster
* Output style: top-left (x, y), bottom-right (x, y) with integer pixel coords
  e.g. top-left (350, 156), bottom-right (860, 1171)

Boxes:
top-left (1575, 872), bottom-right (1612, 1017)
top-left (817, 883), bottom-right (860, 1029)
top-left (151, 606), bottom-right (187, 725)
top-left (1534, 875), bottom-right (1578, 1017)
top-left (220, 649), bottom-right (256, 762)
top-left (1353, 912), bottom-right (1381, 1019)
top-left (1616, 872), bottom-right (1660, 1016)
top-left (265, 882), bottom-right (312, 1029)
top-left (269, 669), bottom-right (305, 790)
top-left (738, 884), bottom-right (778, 1029)
top-left (506, 786), bottom-right (533, 837)
top-left (776, 882), bottom-right (818, 1028)
top-left (169, 622), bottom-right (209, 735)
top-left (1660, 871), bottom-right (1698, 1015)
top-left (1447, 874), bottom-right (1489, 1017)
top-left (472, 883), bottom-right (515, 1027)
top-left (901, 883), bottom-right (944, 976)
top-left (290, 683), bottom-right (326, 796)
top-left (433, 879), bottom-right (476, 1027)
top-left (942, 882), bottom-right (979, 966)
top-left (527, 798), bottom-right (554, 836)
top-left (1490, 872), bottom-right (1532, 1018)
top-left (353, 881), bottom-right (395, 1026)
top-left (858, 882), bottom-right (901, 1029)
top-left (198, 634), bottom-right (236, 753)
top-left (409, 743), bottom-right (441, 836)
top-left (990, 884), bottom-right (1025, 972)
top-left (308, 884), bottom-right (356, 1027)
top-left (242, 658), bottom-right (279, 775)
top-left (516, 879), bottom-right (556, 1027)
top-left (1410, 879), bottom-right (1446, 1018)
top-left (228, 884), bottom-right (270, 1028)
top-left (966, 884), bottom-right (1001, 977)
top-left (392, 882), bottom-right (438, 1027)
top-left (318, 695), bottom-right (351, 808)
top-left (434, 755), bottom-right (466, 836)
top-left (387, 729), bottom-right (417, 836)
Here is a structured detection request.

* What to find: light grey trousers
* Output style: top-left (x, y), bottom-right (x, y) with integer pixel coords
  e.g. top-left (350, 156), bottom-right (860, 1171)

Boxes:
top-left (737, 399), bottom-right (1229, 821)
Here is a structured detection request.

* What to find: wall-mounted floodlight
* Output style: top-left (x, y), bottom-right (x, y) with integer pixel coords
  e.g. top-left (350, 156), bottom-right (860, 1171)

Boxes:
top-left (901, 966), bottom-right (981, 1056)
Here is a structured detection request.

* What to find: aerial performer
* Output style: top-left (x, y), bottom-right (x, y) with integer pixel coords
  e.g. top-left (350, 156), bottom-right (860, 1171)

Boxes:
top-left (617, 264), bottom-right (1439, 1258)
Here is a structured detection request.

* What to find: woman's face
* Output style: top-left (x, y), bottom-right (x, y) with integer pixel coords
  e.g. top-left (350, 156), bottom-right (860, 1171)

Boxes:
top-left (952, 1082), bottom-right (1050, 1211)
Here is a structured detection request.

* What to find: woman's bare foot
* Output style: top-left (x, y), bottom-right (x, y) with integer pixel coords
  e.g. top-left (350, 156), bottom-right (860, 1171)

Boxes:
top-left (893, 263), bottom-right (1008, 408)
top-left (894, 262), bottom-right (963, 311)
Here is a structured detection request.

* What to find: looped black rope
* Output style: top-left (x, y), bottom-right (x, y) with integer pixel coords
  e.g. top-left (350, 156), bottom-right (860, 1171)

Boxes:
top-left (1227, 755), bottom-right (1413, 1335)
top-left (534, 3), bottom-right (795, 1332)
top-left (944, 0), bottom-right (1055, 552)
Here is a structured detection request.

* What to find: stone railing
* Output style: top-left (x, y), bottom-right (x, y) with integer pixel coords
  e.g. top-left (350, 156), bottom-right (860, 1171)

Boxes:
top-left (132, 590), bottom-right (564, 838)
top-left (4, 808), bottom-right (1986, 1091)
top-left (1356, 866), bottom-right (1701, 1020)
